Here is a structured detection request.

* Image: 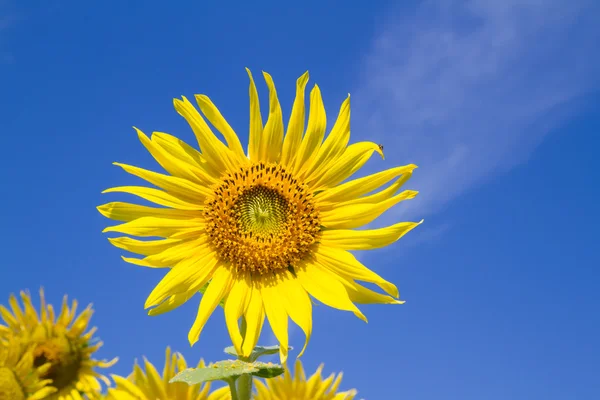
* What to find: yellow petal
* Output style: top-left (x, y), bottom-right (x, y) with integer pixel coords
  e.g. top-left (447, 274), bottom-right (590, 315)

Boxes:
top-left (97, 202), bottom-right (199, 222)
top-left (188, 265), bottom-right (234, 345)
top-left (283, 361), bottom-right (294, 386)
top-left (344, 280), bottom-right (405, 305)
top-left (135, 127), bottom-right (209, 184)
top-left (143, 358), bottom-right (168, 400)
top-left (147, 291), bottom-right (195, 316)
top-left (0, 305), bottom-right (17, 328)
top-left (169, 227), bottom-right (208, 239)
top-left (260, 277), bottom-right (289, 363)
top-left (305, 364), bottom-right (324, 395)
top-left (102, 216), bottom-right (204, 237)
top-left (254, 380), bottom-right (270, 398)
top-left (113, 162), bottom-right (213, 201)
top-left (245, 68), bottom-right (264, 161)
top-left (207, 386), bottom-right (233, 400)
top-left (224, 273), bottom-right (251, 356)
top-left (296, 260), bottom-right (366, 322)
top-left (335, 391), bottom-right (358, 400)
top-left (303, 95), bottom-right (351, 181)
top-left (340, 170), bottom-right (416, 208)
top-left (308, 142), bottom-right (384, 190)
top-left (20, 290), bottom-right (38, 322)
top-left (329, 372), bottom-right (344, 394)
top-left (195, 94), bottom-right (247, 160)
top-left (315, 164), bottom-right (417, 206)
top-left (122, 239), bottom-right (210, 268)
top-left (173, 96), bottom-right (242, 173)
top-left (56, 295), bottom-right (70, 326)
top-left (162, 346), bottom-right (173, 377)
top-left (281, 71), bottom-right (309, 167)
top-left (107, 237), bottom-right (182, 256)
top-left (294, 359), bottom-right (306, 381)
top-left (314, 373), bottom-right (336, 398)
top-left (133, 363), bottom-right (145, 386)
top-left (39, 289), bottom-right (48, 323)
top-left (102, 186), bottom-right (203, 210)
top-left (145, 252), bottom-right (219, 308)
top-left (151, 132), bottom-right (218, 184)
top-left (242, 284), bottom-right (265, 357)
top-left (320, 190), bottom-right (418, 229)
top-left (313, 245), bottom-right (398, 297)
top-left (70, 389), bottom-right (85, 400)
top-left (111, 375), bottom-right (146, 398)
top-left (258, 71), bottom-right (284, 163)
top-left (320, 220), bottom-right (422, 250)
top-left (277, 270), bottom-right (312, 357)
top-left (293, 84), bottom-right (327, 176)
top-left (30, 387), bottom-right (57, 400)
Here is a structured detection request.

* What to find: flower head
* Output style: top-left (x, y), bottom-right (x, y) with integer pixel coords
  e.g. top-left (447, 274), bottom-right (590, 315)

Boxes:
top-left (99, 69), bottom-right (421, 362)
top-left (254, 360), bottom-right (357, 400)
top-left (0, 336), bottom-right (56, 400)
top-left (0, 289), bottom-right (118, 400)
top-left (106, 347), bottom-right (224, 400)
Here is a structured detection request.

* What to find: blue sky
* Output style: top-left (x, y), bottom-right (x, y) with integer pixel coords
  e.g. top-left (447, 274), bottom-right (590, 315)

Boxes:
top-left (1, 0), bottom-right (599, 398)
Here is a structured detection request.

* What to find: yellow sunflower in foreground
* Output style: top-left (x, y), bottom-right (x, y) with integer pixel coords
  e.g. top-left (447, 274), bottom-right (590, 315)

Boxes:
top-left (0, 336), bottom-right (56, 400)
top-left (254, 360), bottom-right (357, 400)
top-left (0, 290), bottom-right (118, 400)
top-left (106, 347), bottom-right (227, 400)
top-left (99, 69), bottom-right (421, 362)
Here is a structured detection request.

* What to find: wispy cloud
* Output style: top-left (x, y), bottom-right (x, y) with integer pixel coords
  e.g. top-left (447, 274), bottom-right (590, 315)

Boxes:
top-left (354, 0), bottom-right (600, 218)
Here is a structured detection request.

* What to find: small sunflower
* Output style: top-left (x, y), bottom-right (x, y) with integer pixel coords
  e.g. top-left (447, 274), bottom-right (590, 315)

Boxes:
top-left (0, 336), bottom-right (56, 400)
top-left (106, 347), bottom-right (226, 400)
top-left (0, 289), bottom-right (118, 400)
top-left (99, 69), bottom-right (421, 362)
top-left (254, 360), bottom-right (357, 400)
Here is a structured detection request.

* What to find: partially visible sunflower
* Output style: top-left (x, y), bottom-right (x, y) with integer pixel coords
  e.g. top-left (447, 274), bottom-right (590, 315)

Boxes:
top-left (0, 336), bottom-right (56, 400)
top-left (212, 360), bottom-right (357, 400)
top-left (254, 360), bottom-right (357, 400)
top-left (106, 347), bottom-right (227, 400)
top-left (0, 289), bottom-right (118, 400)
top-left (99, 69), bottom-right (422, 362)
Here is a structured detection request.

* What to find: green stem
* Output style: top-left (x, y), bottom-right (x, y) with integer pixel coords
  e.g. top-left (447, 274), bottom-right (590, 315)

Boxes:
top-left (236, 317), bottom-right (253, 400)
top-left (228, 379), bottom-right (239, 400)
top-left (237, 374), bottom-right (253, 400)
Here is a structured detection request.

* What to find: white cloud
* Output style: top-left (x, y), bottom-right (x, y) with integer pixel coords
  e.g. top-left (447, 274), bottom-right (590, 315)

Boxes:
top-left (353, 0), bottom-right (600, 218)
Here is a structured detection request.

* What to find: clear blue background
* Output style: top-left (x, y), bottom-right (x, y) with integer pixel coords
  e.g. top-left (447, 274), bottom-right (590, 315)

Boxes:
top-left (1, 1), bottom-right (599, 399)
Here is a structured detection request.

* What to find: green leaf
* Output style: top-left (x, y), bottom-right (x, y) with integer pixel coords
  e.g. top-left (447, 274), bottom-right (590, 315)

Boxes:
top-left (223, 346), bottom-right (238, 357)
top-left (223, 345), bottom-right (293, 361)
top-left (251, 361), bottom-right (285, 378)
top-left (169, 360), bottom-right (285, 385)
top-left (169, 360), bottom-right (256, 384)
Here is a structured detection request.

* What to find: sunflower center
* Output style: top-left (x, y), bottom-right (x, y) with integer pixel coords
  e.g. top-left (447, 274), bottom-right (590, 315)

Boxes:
top-left (0, 368), bottom-right (24, 400)
top-left (236, 186), bottom-right (288, 235)
top-left (33, 335), bottom-right (82, 391)
top-left (204, 162), bottom-right (321, 274)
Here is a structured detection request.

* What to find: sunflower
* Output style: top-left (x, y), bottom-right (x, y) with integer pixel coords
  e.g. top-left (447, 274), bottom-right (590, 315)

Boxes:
top-left (209, 360), bottom-right (357, 400)
top-left (0, 336), bottom-right (56, 400)
top-left (254, 360), bottom-right (357, 400)
top-left (0, 289), bottom-right (118, 399)
top-left (106, 347), bottom-right (228, 400)
top-left (99, 69), bottom-right (421, 362)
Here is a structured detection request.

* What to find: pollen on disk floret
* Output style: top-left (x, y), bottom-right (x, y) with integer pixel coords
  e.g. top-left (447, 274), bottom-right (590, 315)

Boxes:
top-left (204, 162), bottom-right (321, 274)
